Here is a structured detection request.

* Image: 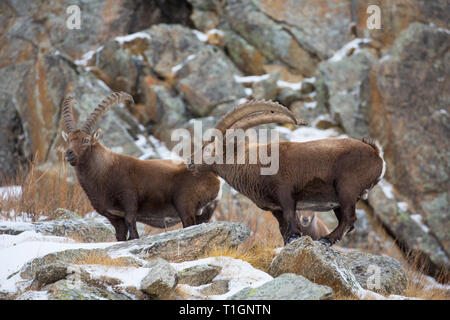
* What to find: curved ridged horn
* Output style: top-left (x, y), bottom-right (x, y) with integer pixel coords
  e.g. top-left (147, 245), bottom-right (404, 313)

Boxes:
top-left (62, 95), bottom-right (77, 133)
top-left (215, 99), bottom-right (298, 133)
top-left (81, 92), bottom-right (134, 134)
top-left (228, 111), bottom-right (308, 132)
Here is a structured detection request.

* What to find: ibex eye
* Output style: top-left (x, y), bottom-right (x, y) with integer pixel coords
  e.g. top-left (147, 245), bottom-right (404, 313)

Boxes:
top-left (82, 138), bottom-right (90, 144)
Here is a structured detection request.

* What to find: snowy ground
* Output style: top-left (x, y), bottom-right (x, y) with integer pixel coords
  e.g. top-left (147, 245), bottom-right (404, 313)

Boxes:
top-left (0, 221), bottom-right (274, 300)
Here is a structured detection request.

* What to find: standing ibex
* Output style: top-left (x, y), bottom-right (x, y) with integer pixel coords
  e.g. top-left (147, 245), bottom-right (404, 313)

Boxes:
top-left (189, 109), bottom-right (386, 245)
top-left (61, 92), bottom-right (298, 240)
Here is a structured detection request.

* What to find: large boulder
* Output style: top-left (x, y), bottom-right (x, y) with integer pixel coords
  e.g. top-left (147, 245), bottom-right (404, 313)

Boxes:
top-left (268, 236), bottom-right (408, 297)
top-left (352, 0), bottom-right (449, 49)
top-left (0, 97), bottom-right (27, 179)
top-left (344, 250), bottom-right (407, 295)
top-left (222, 0), bottom-right (318, 77)
top-left (107, 222), bottom-right (251, 262)
top-left (229, 273), bottom-right (333, 300)
top-left (316, 48), bottom-right (377, 138)
top-left (268, 237), bottom-right (362, 297)
top-left (368, 184), bottom-right (450, 276)
top-left (370, 23), bottom-right (450, 260)
top-left (175, 46), bottom-right (246, 117)
top-left (257, 0), bottom-right (353, 60)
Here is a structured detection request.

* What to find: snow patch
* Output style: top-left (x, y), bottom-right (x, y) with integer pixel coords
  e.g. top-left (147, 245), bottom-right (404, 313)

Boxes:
top-left (277, 80), bottom-right (302, 90)
top-left (0, 186), bottom-right (22, 200)
top-left (171, 256), bottom-right (273, 299)
top-left (83, 265), bottom-right (149, 289)
top-left (114, 32), bottom-right (151, 45)
top-left (410, 214), bottom-right (430, 233)
top-left (193, 30), bottom-right (208, 42)
top-left (378, 179), bottom-right (395, 199)
top-left (74, 46), bottom-right (104, 66)
top-left (234, 74), bottom-right (270, 84)
top-left (0, 231), bottom-right (114, 294)
top-left (329, 38), bottom-right (371, 63)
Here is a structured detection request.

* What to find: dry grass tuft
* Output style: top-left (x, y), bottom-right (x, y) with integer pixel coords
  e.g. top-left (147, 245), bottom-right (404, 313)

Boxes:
top-left (73, 251), bottom-right (133, 267)
top-left (0, 157), bottom-right (92, 221)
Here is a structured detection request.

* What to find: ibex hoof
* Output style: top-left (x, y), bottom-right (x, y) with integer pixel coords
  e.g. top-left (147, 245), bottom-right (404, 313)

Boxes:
top-left (318, 237), bottom-right (332, 246)
top-left (286, 234), bottom-right (302, 244)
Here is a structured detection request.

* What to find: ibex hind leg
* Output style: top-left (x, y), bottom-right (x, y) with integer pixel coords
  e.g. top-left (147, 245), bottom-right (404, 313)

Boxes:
top-left (318, 190), bottom-right (357, 246)
top-left (278, 189), bottom-right (303, 244)
top-left (195, 200), bottom-right (218, 224)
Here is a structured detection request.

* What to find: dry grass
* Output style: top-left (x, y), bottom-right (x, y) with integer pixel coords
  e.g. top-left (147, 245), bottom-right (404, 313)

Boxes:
top-left (72, 251), bottom-right (134, 267)
top-left (0, 157), bottom-right (92, 221)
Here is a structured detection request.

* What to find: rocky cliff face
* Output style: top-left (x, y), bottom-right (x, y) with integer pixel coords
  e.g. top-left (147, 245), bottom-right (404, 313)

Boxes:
top-left (0, 0), bottom-right (448, 281)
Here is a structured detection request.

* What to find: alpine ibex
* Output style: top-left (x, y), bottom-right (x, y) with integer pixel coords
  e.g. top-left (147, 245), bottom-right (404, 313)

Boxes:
top-left (189, 110), bottom-right (386, 245)
top-left (294, 211), bottom-right (330, 241)
top-left (61, 92), bottom-right (298, 241)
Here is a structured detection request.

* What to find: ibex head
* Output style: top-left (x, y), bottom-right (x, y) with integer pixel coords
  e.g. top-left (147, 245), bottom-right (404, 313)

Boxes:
top-left (61, 92), bottom-right (133, 166)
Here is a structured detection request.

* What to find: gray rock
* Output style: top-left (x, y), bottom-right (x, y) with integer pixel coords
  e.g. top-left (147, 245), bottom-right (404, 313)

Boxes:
top-left (177, 264), bottom-right (222, 286)
top-left (199, 280), bottom-right (230, 296)
top-left (343, 250), bottom-right (407, 295)
top-left (143, 24), bottom-right (205, 78)
top-left (46, 279), bottom-right (131, 300)
top-left (222, 29), bottom-right (267, 75)
top-left (223, 0), bottom-right (318, 76)
top-left (229, 273), bottom-right (333, 300)
top-left (371, 23), bottom-right (450, 262)
top-left (141, 85), bottom-right (187, 148)
top-left (316, 48), bottom-right (377, 138)
top-left (268, 235), bottom-right (410, 297)
top-left (256, 0), bottom-right (353, 60)
top-left (175, 46), bottom-right (246, 117)
top-left (268, 236), bottom-right (362, 297)
top-left (368, 184), bottom-right (450, 276)
top-left (140, 258), bottom-right (178, 298)
top-left (277, 87), bottom-right (303, 107)
top-left (251, 72), bottom-right (280, 100)
top-left (339, 208), bottom-right (385, 252)
top-left (108, 222), bottom-right (251, 262)
top-left (31, 263), bottom-right (70, 290)
top-left (0, 209), bottom-right (116, 242)
top-left (0, 97), bottom-right (26, 179)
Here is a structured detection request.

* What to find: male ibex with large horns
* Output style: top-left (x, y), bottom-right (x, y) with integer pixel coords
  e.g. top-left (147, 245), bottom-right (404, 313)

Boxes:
top-left (189, 105), bottom-right (386, 246)
top-left (61, 92), bottom-right (298, 240)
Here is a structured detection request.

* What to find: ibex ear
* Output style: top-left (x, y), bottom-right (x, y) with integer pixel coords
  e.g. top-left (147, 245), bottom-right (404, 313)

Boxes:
top-left (62, 131), bottom-right (68, 142)
top-left (92, 128), bottom-right (102, 142)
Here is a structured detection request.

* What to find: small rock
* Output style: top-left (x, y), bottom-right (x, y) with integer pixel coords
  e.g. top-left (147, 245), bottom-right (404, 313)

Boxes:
top-left (31, 263), bottom-right (69, 290)
top-left (229, 273), bottom-right (333, 300)
top-left (251, 72), bottom-right (280, 100)
top-left (277, 87), bottom-right (302, 107)
top-left (177, 264), bottom-right (222, 286)
top-left (199, 280), bottom-right (230, 296)
top-left (140, 258), bottom-right (178, 298)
